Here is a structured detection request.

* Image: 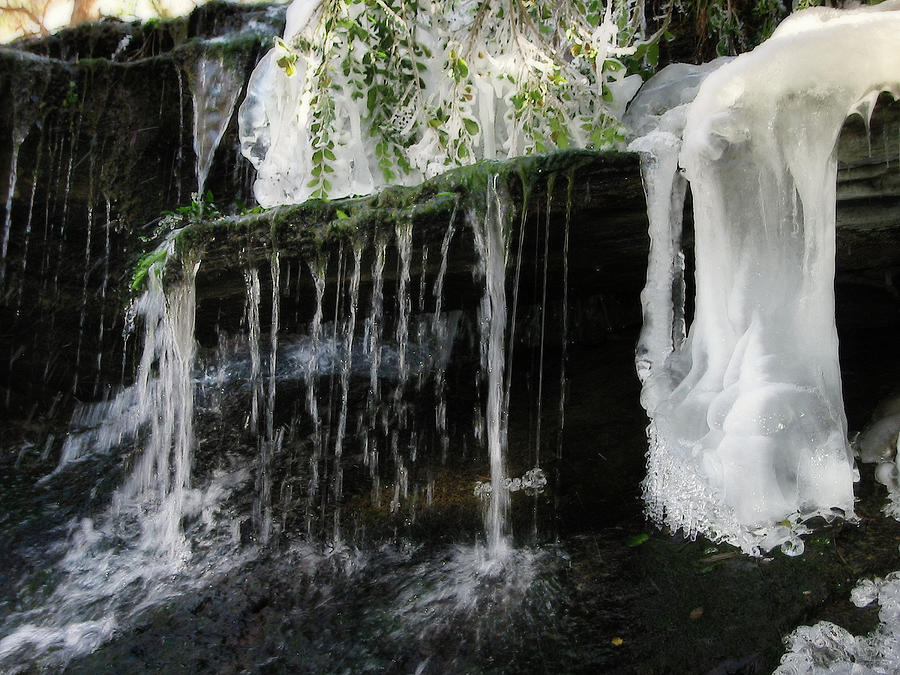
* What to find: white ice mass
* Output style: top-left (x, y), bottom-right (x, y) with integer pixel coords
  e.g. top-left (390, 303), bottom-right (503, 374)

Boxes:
top-left (629, 1), bottom-right (900, 555)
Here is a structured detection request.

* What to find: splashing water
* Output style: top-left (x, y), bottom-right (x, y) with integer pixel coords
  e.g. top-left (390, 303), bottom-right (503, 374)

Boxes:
top-left (0, 241), bottom-right (260, 669)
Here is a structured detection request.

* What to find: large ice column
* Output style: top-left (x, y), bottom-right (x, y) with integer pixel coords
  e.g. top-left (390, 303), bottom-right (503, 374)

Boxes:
top-left (634, 3), bottom-right (900, 555)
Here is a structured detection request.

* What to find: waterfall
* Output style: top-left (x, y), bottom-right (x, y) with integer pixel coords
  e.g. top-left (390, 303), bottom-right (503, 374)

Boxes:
top-left (53, 235), bottom-right (201, 553)
top-left (629, 3), bottom-right (900, 555)
top-left (125, 252), bottom-right (200, 555)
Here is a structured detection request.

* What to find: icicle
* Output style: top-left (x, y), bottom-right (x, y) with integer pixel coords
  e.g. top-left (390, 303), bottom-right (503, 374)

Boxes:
top-left (534, 175), bottom-right (554, 472)
top-left (187, 54), bottom-right (244, 202)
top-left (267, 252), bottom-right (281, 441)
top-left (15, 128), bottom-right (43, 316)
top-left (415, 244), bottom-right (430, 392)
top-left (239, 0), bottom-right (642, 206)
top-left (1, 135), bottom-right (23, 288)
top-left (503, 176), bottom-right (532, 428)
top-left (1, 90), bottom-right (41, 288)
top-left (394, 219), bottom-right (413, 403)
top-left (365, 236), bottom-right (387, 505)
top-left (255, 252), bottom-right (281, 545)
top-left (470, 175), bottom-right (511, 556)
top-left (319, 246), bottom-right (346, 528)
top-left (557, 173), bottom-right (573, 471)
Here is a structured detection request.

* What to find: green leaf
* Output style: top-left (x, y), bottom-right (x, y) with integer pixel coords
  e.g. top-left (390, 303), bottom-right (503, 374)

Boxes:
top-left (276, 55), bottom-right (296, 77)
top-left (463, 118), bottom-right (479, 135)
top-left (335, 209), bottom-right (349, 220)
top-left (626, 533), bottom-right (650, 547)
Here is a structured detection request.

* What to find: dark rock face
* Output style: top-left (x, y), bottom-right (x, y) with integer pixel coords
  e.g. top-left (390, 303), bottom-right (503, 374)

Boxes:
top-left (0, 3), bottom-right (283, 417)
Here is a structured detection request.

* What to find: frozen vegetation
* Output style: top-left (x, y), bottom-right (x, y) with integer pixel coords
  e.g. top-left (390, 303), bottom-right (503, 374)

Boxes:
top-left (238, 0), bottom-right (647, 205)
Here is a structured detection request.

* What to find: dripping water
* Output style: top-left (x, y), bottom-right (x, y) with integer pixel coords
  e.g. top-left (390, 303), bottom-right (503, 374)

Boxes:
top-left (244, 267), bottom-right (262, 434)
top-left (432, 199), bottom-right (458, 463)
top-left (333, 243), bottom-right (362, 544)
top-left (470, 175), bottom-right (510, 556)
top-left (365, 237), bottom-right (387, 505)
top-left (305, 256), bottom-right (326, 536)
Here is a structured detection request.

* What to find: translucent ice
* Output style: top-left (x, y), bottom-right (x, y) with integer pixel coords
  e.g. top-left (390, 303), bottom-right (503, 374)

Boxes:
top-left (630, 2), bottom-right (900, 554)
top-left (778, 572), bottom-right (900, 673)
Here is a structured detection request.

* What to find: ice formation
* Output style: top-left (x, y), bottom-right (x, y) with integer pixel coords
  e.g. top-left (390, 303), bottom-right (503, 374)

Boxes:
top-left (187, 54), bottom-right (245, 201)
top-left (778, 572), bottom-right (900, 673)
top-left (238, 0), bottom-right (643, 206)
top-left (629, 2), bottom-right (900, 555)
top-left (858, 391), bottom-right (900, 518)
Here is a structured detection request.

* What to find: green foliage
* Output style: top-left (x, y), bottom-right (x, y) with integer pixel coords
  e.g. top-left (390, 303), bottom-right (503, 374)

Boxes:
top-left (269, 0), bottom-right (666, 199)
top-left (163, 190), bottom-right (220, 221)
top-left (62, 80), bottom-right (78, 107)
top-left (690, 0), bottom-right (786, 57)
top-left (627, 532), bottom-right (651, 547)
top-left (130, 247), bottom-right (168, 291)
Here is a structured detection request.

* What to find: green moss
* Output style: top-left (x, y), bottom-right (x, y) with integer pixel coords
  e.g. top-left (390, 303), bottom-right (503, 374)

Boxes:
top-left (143, 148), bottom-right (637, 285)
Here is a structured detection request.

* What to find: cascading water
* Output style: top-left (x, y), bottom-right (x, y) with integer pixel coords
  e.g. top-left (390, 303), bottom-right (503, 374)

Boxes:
top-left (0, 241), bottom-right (241, 668)
top-left (630, 3), bottom-right (900, 555)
